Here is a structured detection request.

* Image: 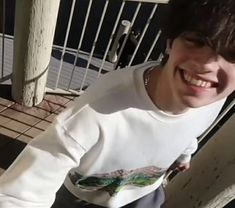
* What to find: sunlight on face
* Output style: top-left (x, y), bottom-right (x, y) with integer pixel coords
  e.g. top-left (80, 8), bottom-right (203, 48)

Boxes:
top-left (164, 32), bottom-right (235, 108)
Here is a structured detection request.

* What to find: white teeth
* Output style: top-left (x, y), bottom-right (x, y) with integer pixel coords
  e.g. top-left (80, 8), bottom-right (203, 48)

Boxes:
top-left (183, 72), bottom-right (212, 88)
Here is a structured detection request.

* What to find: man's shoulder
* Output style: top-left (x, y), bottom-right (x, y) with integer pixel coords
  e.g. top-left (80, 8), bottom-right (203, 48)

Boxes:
top-left (197, 98), bottom-right (226, 113)
top-left (57, 62), bottom-right (160, 123)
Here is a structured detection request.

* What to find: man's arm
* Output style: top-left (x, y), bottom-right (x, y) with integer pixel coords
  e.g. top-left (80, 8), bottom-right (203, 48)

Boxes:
top-left (170, 138), bottom-right (198, 172)
top-left (0, 120), bottom-right (85, 208)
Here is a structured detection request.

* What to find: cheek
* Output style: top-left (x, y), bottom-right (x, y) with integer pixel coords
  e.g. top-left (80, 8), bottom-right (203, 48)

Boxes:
top-left (168, 46), bottom-right (192, 66)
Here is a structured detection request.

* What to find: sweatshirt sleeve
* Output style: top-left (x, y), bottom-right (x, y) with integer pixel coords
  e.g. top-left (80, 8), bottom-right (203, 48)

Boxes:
top-left (176, 138), bottom-right (198, 164)
top-left (0, 120), bottom-right (86, 208)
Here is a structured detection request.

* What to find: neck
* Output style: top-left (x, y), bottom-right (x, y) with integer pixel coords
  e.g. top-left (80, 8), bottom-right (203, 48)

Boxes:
top-left (145, 65), bottom-right (189, 115)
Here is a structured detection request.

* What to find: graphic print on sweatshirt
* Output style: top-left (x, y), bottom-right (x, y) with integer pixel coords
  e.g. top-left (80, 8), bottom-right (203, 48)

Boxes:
top-left (69, 166), bottom-right (167, 196)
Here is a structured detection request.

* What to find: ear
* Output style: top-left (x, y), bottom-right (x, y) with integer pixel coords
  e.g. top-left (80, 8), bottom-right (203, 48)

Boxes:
top-left (165, 39), bottom-right (172, 54)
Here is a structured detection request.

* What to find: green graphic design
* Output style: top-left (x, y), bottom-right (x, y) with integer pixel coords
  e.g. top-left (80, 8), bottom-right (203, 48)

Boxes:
top-left (69, 166), bottom-right (166, 196)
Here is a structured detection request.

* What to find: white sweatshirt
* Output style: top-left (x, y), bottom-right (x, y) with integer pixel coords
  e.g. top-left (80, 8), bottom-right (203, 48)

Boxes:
top-left (0, 62), bottom-right (225, 208)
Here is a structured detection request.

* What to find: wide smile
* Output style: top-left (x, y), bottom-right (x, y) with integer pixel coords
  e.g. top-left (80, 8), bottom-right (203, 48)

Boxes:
top-left (179, 68), bottom-right (218, 88)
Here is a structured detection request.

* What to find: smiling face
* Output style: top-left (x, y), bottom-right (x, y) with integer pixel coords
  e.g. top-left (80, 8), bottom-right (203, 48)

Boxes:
top-left (162, 32), bottom-right (235, 109)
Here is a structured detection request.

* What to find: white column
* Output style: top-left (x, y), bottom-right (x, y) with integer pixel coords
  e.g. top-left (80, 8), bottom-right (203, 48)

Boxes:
top-left (12, 0), bottom-right (60, 106)
top-left (164, 114), bottom-right (235, 208)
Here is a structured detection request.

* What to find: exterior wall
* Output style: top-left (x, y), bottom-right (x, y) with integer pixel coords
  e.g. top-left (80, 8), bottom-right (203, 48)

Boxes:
top-left (164, 114), bottom-right (235, 208)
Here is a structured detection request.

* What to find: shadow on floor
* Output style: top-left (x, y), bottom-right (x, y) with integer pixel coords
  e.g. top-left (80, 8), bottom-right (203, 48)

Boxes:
top-left (0, 134), bottom-right (26, 170)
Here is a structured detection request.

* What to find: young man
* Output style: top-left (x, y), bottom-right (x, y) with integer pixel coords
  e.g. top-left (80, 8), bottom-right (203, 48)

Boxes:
top-left (0, 0), bottom-right (235, 207)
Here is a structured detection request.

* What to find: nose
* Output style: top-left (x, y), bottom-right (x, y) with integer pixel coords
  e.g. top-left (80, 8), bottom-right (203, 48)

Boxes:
top-left (192, 47), bottom-right (220, 72)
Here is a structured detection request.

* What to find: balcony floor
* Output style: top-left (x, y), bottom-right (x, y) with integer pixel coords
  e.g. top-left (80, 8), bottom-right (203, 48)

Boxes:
top-left (0, 84), bottom-right (75, 175)
top-left (0, 36), bottom-right (112, 91)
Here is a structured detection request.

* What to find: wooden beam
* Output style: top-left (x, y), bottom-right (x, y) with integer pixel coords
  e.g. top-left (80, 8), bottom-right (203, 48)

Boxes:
top-left (12, 0), bottom-right (60, 106)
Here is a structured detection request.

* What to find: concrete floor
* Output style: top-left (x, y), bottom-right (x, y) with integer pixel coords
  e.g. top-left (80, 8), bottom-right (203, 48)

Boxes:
top-left (0, 85), bottom-right (75, 175)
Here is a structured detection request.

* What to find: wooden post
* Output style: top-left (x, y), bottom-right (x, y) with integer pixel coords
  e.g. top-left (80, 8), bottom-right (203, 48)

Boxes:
top-left (164, 114), bottom-right (235, 208)
top-left (12, 0), bottom-right (60, 106)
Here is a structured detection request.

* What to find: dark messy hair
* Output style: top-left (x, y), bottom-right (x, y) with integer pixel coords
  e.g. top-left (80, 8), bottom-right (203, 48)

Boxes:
top-left (162, 0), bottom-right (235, 62)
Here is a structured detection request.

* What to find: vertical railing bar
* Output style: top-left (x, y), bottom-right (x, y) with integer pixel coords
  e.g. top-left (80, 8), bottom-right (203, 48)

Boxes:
top-left (1, 0), bottom-right (6, 78)
top-left (144, 29), bottom-right (162, 62)
top-left (54, 0), bottom-right (76, 89)
top-left (113, 2), bottom-right (142, 69)
top-left (128, 3), bottom-right (158, 66)
top-left (97, 1), bottom-right (126, 78)
top-left (79, 0), bottom-right (109, 91)
top-left (129, 2), bottom-right (142, 27)
top-left (67, 0), bottom-right (93, 90)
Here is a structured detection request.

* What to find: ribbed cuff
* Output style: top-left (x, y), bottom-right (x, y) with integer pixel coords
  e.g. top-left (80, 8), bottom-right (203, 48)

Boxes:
top-left (176, 154), bottom-right (191, 164)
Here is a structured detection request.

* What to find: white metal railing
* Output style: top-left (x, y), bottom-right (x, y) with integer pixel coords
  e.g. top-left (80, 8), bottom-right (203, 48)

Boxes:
top-left (99, 2), bottom-right (127, 71)
top-left (113, 2), bottom-right (142, 69)
top-left (144, 30), bottom-right (162, 62)
top-left (54, 0), bottom-right (77, 90)
top-left (127, 3), bottom-right (158, 66)
top-left (0, 0), bottom-right (14, 84)
top-left (79, 0), bottom-right (109, 91)
top-left (1, 0), bottom-right (166, 90)
top-left (67, 0), bottom-right (93, 90)
top-left (0, 34), bottom-right (13, 84)
top-left (49, 0), bottom-right (165, 93)
top-left (127, 0), bottom-right (168, 3)
top-left (1, 0), bottom-right (6, 79)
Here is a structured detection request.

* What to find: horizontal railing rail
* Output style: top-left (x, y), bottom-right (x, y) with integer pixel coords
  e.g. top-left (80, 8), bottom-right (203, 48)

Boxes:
top-left (126, 0), bottom-right (168, 3)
